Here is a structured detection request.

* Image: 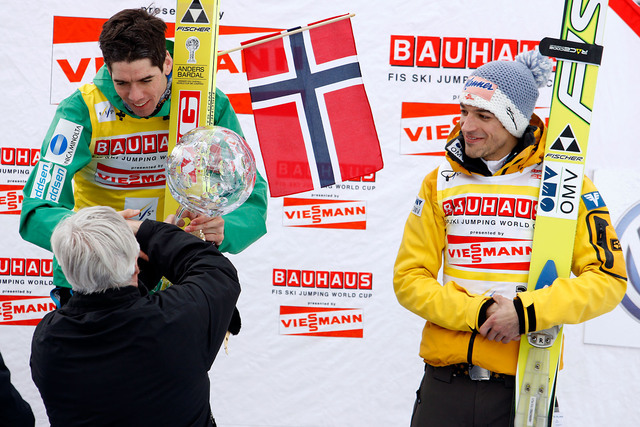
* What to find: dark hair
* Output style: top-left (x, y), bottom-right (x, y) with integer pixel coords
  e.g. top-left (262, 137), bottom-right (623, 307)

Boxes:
top-left (99, 8), bottom-right (168, 70)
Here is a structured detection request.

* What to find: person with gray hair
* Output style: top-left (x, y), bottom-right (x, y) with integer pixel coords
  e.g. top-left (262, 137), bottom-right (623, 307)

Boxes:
top-left (30, 206), bottom-right (240, 427)
top-left (50, 206), bottom-right (140, 294)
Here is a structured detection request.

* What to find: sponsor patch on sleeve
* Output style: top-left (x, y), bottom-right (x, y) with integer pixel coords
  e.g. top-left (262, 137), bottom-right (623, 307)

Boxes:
top-left (45, 165), bottom-right (67, 204)
top-left (29, 161), bottom-right (52, 200)
top-left (582, 191), bottom-right (606, 211)
top-left (43, 119), bottom-right (83, 166)
top-left (411, 196), bottom-right (425, 217)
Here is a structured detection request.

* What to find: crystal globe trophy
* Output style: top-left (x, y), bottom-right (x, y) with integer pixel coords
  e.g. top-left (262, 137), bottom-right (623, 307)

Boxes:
top-left (166, 125), bottom-right (257, 220)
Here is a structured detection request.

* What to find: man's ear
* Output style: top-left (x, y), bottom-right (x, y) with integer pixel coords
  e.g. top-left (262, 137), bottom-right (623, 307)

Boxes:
top-left (163, 50), bottom-right (172, 75)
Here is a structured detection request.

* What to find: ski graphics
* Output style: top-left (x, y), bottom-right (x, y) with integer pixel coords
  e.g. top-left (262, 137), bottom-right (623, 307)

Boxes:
top-left (165, 0), bottom-right (221, 217)
top-left (514, 1), bottom-right (609, 426)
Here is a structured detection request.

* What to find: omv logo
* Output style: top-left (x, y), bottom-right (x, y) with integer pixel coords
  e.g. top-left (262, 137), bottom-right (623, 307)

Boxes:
top-left (617, 201), bottom-right (640, 322)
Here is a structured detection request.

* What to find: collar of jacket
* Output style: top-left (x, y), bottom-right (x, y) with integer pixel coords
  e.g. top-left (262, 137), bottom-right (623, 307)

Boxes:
top-left (444, 114), bottom-right (547, 177)
top-left (92, 40), bottom-right (175, 120)
top-left (61, 286), bottom-right (143, 314)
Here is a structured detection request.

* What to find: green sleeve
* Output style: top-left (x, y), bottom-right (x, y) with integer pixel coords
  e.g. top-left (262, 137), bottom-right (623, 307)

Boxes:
top-left (214, 88), bottom-right (268, 254)
top-left (19, 90), bottom-right (94, 252)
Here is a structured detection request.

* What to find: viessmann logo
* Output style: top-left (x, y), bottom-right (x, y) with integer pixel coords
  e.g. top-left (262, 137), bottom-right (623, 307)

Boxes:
top-left (447, 235), bottom-right (532, 271)
top-left (0, 185), bottom-right (24, 214)
top-left (400, 104), bottom-right (551, 156)
top-left (95, 164), bottom-right (166, 189)
top-left (400, 103), bottom-right (460, 155)
top-left (279, 306), bottom-right (364, 338)
top-left (283, 198), bottom-right (367, 229)
top-left (0, 296), bottom-right (57, 325)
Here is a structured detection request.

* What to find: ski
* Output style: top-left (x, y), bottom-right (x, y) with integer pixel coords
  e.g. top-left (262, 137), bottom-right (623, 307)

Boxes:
top-left (514, 1), bottom-right (609, 426)
top-left (165, 0), bottom-right (221, 217)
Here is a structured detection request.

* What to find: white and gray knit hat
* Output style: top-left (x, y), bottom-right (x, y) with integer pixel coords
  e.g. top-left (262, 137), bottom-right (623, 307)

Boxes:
top-left (460, 49), bottom-right (553, 138)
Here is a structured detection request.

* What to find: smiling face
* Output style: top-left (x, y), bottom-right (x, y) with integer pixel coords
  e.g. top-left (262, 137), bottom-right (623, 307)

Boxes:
top-left (109, 52), bottom-right (172, 117)
top-left (459, 103), bottom-right (518, 161)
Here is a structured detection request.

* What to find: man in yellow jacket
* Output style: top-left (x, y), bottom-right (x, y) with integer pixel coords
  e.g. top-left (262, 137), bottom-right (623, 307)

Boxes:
top-left (393, 49), bottom-right (627, 426)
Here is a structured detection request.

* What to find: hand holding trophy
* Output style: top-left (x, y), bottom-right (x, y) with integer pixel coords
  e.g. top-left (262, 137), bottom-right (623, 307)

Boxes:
top-left (166, 125), bottom-right (257, 223)
top-left (165, 125), bottom-right (255, 349)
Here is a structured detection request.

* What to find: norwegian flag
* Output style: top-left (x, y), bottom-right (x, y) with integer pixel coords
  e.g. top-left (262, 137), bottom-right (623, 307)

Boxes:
top-left (241, 15), bottom-right (383, 197)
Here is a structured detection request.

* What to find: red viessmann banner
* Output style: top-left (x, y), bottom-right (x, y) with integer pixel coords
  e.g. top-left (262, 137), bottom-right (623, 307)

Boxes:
top-left (279, 305), bottom-right (364, 337)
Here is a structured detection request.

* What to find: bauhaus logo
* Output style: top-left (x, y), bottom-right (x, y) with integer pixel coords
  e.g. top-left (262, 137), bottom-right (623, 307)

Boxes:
top-left (273, 268), bottom-right (373, 290)
top-left (0, 258), bottom-right (53, 277)
top-left (389, 36), bottom-right (540, 68)
top-left (0, 147), bottom-right (39, 166)
top-left (279, 306), bottom-right (364, 338)
top-left (443, 195), bottom-right (537, 220)
top-left (94, 132), bottom-right (169, 156)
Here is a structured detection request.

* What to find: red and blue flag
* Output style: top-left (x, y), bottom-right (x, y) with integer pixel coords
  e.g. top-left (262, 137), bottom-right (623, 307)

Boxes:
top-left (241, 15), bottom-right (383, 197)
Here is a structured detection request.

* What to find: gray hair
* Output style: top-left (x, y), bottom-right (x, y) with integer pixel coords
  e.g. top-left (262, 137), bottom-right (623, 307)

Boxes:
top-left (51, 206), bottom-right (140, 294)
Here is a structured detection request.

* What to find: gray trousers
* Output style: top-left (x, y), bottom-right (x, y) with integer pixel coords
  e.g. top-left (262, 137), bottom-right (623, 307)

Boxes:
top-left (410, 364), bottom-right (515, 427)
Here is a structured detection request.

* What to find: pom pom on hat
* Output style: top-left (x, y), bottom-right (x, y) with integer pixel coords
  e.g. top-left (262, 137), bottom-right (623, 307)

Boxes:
top-left (515, 49), bottom-right (554, 89)
top-left (460, 49), bottom-right (553, 138)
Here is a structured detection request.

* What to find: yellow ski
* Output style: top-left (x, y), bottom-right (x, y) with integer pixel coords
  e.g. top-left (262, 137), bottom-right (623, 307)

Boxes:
top-left (514, 1), bottom-right (609, 425)
top-left (165, 0), bottom-right (221, 217)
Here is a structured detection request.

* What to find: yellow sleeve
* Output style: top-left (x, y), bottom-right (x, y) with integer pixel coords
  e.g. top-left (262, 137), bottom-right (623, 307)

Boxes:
top-left (393, 168), bottom-right (490, 332)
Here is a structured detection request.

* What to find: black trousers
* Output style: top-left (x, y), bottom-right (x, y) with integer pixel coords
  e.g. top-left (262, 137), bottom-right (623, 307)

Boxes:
top-left (410, 364), bottom-right (514, 427)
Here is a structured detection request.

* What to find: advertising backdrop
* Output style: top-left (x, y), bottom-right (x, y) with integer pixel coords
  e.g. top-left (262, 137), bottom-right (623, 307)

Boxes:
top-left (1, 1), bottom-right (639, 426)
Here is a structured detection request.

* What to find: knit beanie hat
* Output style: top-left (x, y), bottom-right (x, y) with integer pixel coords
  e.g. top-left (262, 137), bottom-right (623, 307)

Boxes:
top-left (460, 49), bottom-right (553, 138)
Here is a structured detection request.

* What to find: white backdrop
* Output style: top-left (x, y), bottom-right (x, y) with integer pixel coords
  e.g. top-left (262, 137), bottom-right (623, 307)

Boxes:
top-left (1, 1), bottom-right (639, 426)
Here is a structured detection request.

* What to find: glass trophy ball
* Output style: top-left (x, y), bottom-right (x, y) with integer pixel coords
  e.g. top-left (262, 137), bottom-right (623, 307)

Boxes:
top-left (166, 125), bottom-right (256, 217)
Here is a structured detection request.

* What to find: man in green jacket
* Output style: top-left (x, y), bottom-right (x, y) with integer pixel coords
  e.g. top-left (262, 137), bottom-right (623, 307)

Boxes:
top-left (20, 8), bottom-right (268, 304)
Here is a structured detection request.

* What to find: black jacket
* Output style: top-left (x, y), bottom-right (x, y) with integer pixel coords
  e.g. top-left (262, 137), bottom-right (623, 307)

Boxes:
top-left (0, 351), bottom-right (34, 427)
top-left (30, 221), bottom-right (240, 427)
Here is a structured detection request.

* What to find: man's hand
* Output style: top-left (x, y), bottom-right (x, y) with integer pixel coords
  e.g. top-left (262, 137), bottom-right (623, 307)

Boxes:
top-left (117, 208), bottom-right (140, 220)
top-left (478, 294), bottom-right (521, 344)
top-left (177, 210), bottom-right (225, 246)
top-left (117, 209), bottom-right (142, 235)
top-left (116, 209), bottom-right (148, 260)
